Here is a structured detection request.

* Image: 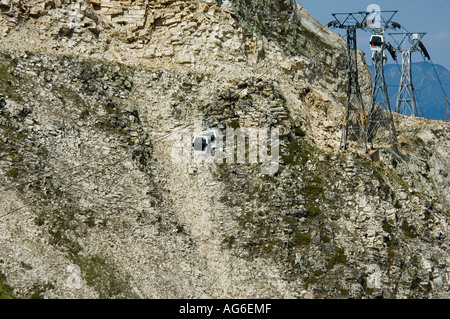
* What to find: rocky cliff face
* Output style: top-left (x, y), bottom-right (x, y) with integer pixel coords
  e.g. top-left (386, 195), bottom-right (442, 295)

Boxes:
top-left (0, 0), bottom-right (449, 299)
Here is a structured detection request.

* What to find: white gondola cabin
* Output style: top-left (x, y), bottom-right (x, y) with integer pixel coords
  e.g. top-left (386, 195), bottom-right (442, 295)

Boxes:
top-left (370, 35), bottom-right (384, 53)
top-left (192, 129), bottom-right (221, 155)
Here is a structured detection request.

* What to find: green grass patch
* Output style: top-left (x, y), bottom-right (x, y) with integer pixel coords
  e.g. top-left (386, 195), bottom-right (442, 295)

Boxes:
top-left (305, 204), bottom-right (321, 218)
top-left (293, 230), bottom-right (311, 246)
top-left (228, 119), bottom-right (240, 129)
top-left (321, 235), bottom-right (331, 244)
top-left (72, 254), bottom-right (135, 299)
top-left (294, 127), bottom-right (306, 137)
top-left (382, 220), bottom-right (393, 233)
top-left (5, 168), bottom-right (19, 178)
top-left (326, 247), bottom-right (347, 270)
top-left (304, 184), bottom-right (324, 198)
top-left (0, 59), bottom-right (19, 100)
top-left (0, 272), bottom-right (16, 299)
top-left (401, 221), bottom-right (418, 239)
top-left (222, 235), bottom-right (236, 249)
top-left (312, 175), bottom-right (323, 184)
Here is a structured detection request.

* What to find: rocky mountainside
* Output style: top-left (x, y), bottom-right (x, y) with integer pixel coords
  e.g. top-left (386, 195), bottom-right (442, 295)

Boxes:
top-left (0, 0), bottom-right (449, 299)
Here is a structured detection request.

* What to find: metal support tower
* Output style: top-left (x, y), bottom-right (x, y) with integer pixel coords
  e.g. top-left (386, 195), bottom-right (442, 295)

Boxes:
top-left (328, 13), bottom-right (369, 152)
top-left (398, 49), bottom-right (418, 116)
top-left (389, 32), bottom-right (429, 117)
top-left (369, 51), bottom-right (397, 143)
top-left (363, 10), bottom-right (400, 146)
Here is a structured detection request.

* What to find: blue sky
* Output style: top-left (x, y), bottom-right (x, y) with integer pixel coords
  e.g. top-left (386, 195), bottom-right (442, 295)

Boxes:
top-left (298, 0), bottom-right (450, 70)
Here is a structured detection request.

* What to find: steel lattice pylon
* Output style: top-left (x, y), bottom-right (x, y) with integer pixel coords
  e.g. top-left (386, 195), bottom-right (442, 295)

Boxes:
top-left (363, 10), bottom-right (399, 146)
top-left (389, 32), bottom-right (429, 117)
top-left (368, 52), bottom-right (397, 144)
top-left (396, 49), bottom-right (418, 116)
top-left (328, 13), bottom-right (369, 152)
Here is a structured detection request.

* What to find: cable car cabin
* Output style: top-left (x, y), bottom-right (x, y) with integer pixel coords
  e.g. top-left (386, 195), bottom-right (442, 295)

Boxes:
top-left (192, 129), bottom-right (220, 155)
top-left (370, 35), bottom-right (384, 52)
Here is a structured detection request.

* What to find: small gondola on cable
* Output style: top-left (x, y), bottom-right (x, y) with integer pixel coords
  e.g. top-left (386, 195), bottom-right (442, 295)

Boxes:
top-left (192, 116), bottom-right (221, 156)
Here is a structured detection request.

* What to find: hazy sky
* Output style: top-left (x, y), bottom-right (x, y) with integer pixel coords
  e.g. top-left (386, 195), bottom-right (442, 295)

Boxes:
top-left (298, 0), bottom-right (450, 70)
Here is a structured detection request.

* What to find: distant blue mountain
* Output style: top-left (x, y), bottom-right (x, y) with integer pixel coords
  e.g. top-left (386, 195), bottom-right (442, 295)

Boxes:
top-left (369, 62), bottom-right (449, 120)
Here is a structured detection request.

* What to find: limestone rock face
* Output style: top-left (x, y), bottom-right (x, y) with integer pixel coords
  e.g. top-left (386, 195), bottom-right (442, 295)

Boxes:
top-left (0, 0), bottom-right (449, 299)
